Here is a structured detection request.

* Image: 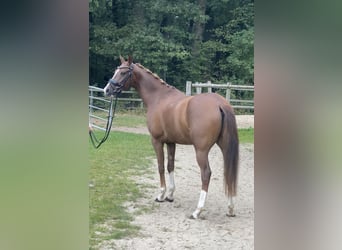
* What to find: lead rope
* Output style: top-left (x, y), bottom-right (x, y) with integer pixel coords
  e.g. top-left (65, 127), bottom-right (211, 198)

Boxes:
top-left (89, 93), bottom-right (119, 149)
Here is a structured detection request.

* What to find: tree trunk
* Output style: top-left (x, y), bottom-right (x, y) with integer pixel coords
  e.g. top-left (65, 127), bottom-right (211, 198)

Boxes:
top-left (192, 0), bottom-right (207, 57)
top-left (132, 0), bottom-right (145, 26)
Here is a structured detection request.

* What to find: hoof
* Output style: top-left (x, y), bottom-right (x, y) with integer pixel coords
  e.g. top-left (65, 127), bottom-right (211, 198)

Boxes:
top-left (227, 206), bottom-right (235, 217)
top-left (165, 197), bottom-right (174, 202)
top-left (189, 214), bottom-right (196, 219)
top-left (155, 198), bottom-right (164, 203)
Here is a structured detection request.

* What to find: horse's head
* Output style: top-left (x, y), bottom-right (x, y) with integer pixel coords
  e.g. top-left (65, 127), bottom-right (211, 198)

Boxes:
top-left (104, 56), bottom-right (134, 96)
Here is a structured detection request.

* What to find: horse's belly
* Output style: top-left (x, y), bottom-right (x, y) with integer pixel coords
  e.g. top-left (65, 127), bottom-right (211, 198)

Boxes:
top-left (165, 130), bottom-right (192, 144)
top-left (164, 111), bottom-right (192, 144)
top-left (148, 128), bottom-right (191, 144)
top-left (151, 120), bottom-right (192, 144)
top-left (148, 97), bottom-right (193, 144)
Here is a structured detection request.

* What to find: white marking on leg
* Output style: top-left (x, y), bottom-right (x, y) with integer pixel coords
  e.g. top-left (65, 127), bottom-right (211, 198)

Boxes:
top-left (227, 195), bottom-right (235, 217)
top-left (156, 187), bottom-right (166, 201)
top-left (192, 190), bottom-right (207, 219)
top-left (167, 171), bottom-right (175, 200)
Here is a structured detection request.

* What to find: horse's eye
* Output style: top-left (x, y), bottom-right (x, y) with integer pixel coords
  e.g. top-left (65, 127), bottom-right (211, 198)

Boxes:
top-left (120, 71), bottom-right (126, 76)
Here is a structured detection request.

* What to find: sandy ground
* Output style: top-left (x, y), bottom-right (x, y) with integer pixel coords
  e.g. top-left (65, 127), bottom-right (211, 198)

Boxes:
top-left (99, 115), bottom-right (254, 249)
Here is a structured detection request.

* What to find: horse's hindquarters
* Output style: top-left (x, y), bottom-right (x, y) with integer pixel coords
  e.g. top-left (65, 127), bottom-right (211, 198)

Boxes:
top-left (187, 95), bottom-right (224, 150)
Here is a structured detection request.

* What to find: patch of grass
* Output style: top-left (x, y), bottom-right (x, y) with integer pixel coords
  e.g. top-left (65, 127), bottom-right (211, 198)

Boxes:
top-left (113, 113), bottom-right (147, 127)
top-left (238, 128), bottom-right (254, 143)
top-left (89, 131), bottom-right (154, 248)
top-left (90, 110), bottom-right (147, 128)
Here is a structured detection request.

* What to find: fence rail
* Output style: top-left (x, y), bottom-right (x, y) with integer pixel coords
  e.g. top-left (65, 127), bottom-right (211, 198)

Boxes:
top-left (186, 81), bottom-right (254, 110)
top-left (89, 86), bottom-right (108, 131)
top-left (89, 86), bottom-right (143, 108)
top-left (89, 85), bottom-right (145, 131)
top-left (89, 81), bottom-right (254, 130)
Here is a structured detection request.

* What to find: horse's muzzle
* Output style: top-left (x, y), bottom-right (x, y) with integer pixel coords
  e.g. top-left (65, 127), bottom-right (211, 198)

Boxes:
top-left (113, 87), bottom-right (122, 94)
top-left (108, 79), bottom-right (123, 93)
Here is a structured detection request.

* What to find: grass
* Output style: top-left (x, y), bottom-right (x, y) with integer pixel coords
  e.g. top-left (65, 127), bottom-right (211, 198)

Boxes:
top-left (90, 110), bottom-right (147, 128)
top-left (89, 131), bottom-right (155, 249)
top-left (113, 113), bottom-right (147, 127)
top-left (238, 128), bottom-right (254, 143)
top-left (89, 112), bottom-right (253, 248)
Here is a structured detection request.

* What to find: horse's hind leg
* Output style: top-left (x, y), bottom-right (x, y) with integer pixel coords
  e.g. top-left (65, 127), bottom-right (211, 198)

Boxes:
top-left (166, 143), bottom-right (176, 202)
top-left (152, 138), bottom-right (166, 202)
top-left (227, 195), bottom-right (235, 217)
top-left (191, 149), bottom-right (211, 219)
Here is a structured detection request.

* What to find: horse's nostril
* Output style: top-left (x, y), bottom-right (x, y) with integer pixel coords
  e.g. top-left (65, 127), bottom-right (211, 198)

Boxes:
top-left (106, 88), bottom-right (109, 93)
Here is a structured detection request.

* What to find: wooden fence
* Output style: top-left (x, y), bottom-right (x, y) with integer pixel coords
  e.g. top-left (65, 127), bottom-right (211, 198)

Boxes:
top-left (89, 80), bottom-right (254, 121)
top-left (186, 81), bottom-right (254, 110)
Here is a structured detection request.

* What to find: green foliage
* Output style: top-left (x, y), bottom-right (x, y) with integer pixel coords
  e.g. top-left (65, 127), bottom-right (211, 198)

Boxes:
top-left (213, 2), bottom-right (254, 85)
top-left (90, 0), bottom-right (254, 91)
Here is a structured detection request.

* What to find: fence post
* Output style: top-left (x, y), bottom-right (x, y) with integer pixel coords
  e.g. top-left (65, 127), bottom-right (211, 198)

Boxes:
top-left (196, 82), bottom-right (202, 94)
top-left (90, 89), bottom-right (94, 114)
top-left (183, 82), bottom-right (254, 111)
top-left (186, 81), bottom-right (192, 96)
top-left (207, 81), bottom-right (212, 93)
top-left (226, 82), bottom-right (231, 102)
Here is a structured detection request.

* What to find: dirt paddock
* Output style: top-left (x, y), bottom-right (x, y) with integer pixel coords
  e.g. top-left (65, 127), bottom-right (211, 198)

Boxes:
top-left (101, 115), bottom-right (254, 249)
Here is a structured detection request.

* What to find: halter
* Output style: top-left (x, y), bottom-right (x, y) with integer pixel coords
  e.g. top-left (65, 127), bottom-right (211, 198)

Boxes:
top-left (89, 64), bottom-right (134, 148)
top-left (108, 64), bottom-right (134, 93)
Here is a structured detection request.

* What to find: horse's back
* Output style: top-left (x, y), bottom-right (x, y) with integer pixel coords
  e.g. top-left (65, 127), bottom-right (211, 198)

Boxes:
top-left (190, 93), bottom-right (232, 109)
top-left (187, 93), bottom-right (231, 118)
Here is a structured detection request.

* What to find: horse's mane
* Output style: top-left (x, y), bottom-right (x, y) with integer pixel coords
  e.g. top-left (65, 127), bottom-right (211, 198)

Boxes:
top-left (135, 63), bottom-right (173, 88)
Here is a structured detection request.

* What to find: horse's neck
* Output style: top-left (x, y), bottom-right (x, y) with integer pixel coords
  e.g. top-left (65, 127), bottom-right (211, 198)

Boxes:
top-left (134, 69), bottom-right (184, 108)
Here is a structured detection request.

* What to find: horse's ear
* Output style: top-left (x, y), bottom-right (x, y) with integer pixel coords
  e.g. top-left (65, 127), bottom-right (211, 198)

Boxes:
top-left (119, 55), bottom-right (125, 63)
top-left (128, 55), bottom-right (133, 65)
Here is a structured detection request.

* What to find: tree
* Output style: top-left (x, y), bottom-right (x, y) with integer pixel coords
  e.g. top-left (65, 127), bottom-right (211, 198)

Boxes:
top-left (89, 0), bottom-right (254, 90)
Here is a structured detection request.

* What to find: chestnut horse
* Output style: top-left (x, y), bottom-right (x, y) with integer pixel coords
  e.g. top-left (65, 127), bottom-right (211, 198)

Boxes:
top-left (104, 56), bottom-right (239, 219)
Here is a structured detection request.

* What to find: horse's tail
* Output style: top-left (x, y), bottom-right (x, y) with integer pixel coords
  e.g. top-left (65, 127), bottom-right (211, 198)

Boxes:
top-left (218, 106), bottom-right (239, 197)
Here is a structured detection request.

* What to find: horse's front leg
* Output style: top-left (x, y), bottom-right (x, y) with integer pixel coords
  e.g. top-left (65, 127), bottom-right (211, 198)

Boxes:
top-left (152, 138), bottom-right (166, 202)
top-left (166, 143), bottom-right (176, 202)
